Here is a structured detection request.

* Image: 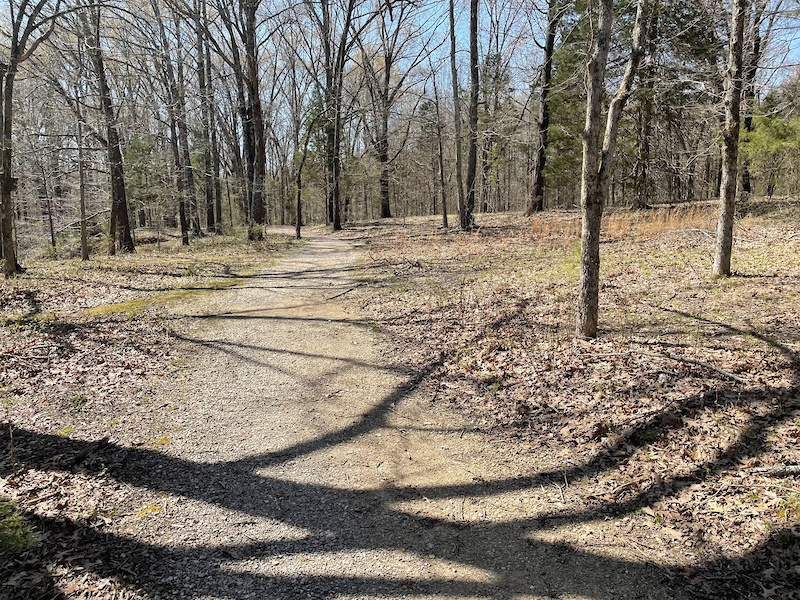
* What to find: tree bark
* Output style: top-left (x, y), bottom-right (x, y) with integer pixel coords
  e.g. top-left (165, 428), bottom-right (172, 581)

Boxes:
top-left (464, 0), bottom-right (479, 230)
top-left (576, 0), bottom-right (648, 338)
top-left (1, 65), bottom-right (19, 275)
top-left (86, 10), bottom-right (134, 255)
top-left (713, 0), bottom-right (748, 278)
top-left (244, 0), bottom-right (266, 231)
top-left (527, 0), bottom-right (563, 216)
top-left (449, 0), bottom-right (466, 229)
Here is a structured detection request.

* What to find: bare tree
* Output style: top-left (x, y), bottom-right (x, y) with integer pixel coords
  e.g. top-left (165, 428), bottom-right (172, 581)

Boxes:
top-left (713, 0), bottom-right (748, 277)
top-left (527, 0), bottom-right (564, 215)
top-left (464, 0), bottom-right (478, 230)
top-left (80, 2), bottom-right (135, 254)
top-left (448, 0), bottom-right (465, 228)
top-left (358, 0), bottom-right (429, 220)
top-left (576, 0), bottom-right (649, 338)
top-left (1, 0), bottom-right (61, 275)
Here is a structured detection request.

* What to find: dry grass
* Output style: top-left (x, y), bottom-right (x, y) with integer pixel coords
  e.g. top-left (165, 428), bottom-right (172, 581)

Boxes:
top-left (528, 204), bottom-right (720, 244)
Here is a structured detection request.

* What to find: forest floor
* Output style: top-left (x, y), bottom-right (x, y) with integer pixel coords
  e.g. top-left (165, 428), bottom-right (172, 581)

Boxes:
top-left (1, 200), bottom-right (799, 599)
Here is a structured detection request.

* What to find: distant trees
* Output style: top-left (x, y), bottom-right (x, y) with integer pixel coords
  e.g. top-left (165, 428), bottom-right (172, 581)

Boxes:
top-left (0, 0), bottom-right (794, 279)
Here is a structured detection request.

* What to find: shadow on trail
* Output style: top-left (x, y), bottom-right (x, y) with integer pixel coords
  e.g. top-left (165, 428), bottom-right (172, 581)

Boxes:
top-left (3, 244), bottom-right (799, 599)
top-left (4, 360), bottom-right (799, 598)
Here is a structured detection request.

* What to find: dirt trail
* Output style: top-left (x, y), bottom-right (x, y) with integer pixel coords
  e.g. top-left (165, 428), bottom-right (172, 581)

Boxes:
top-left (120, 234), bottom-right (686, 599)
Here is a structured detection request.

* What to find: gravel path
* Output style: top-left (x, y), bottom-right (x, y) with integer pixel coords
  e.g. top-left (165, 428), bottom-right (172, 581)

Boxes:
top-left (113, 234), bottom-right (687, 600)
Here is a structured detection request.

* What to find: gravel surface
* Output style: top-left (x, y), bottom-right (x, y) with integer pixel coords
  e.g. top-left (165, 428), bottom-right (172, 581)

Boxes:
top-left (108, 233), bottom-right (687, 599)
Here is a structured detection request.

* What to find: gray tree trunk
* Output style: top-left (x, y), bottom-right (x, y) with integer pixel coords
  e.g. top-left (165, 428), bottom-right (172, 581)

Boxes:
top-left (464, 0), bottom-right (479, 230)
top-left (576, 0), bottom-right (648, 338)
top-left (449, 0), bottom-right (465, 229)
top-left (713, 0), bottom-right (748, 277)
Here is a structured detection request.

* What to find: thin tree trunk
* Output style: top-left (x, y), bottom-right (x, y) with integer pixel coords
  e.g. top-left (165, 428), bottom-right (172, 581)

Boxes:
top-left (464, 0), bottom-right (479, 230)
top-left (169, 120), bottom-right (190, 246)
top-left (77, 111), bottom-right (89, 261)
top-left (195, 0), bottom-right (215, 232)
top-left (432, 72), bottom-right (448, 229)
top-left (527, 0), bottom-right (562, 215)
top-left (633, 5), bottom-right (658, 209)
top-left (175, 19), bottom-right (202, 237)
top-left (448, 0), bottom-right (465, 228)
top-left (713, 0), bottom-right (748, 277)
top-left (1, 65), bottom-right (19, 275)
top-left (576, 0), bottom-right (648, 338)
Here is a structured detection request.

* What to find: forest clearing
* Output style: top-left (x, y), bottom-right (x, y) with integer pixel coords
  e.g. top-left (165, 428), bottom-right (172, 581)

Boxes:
top-left (1, 201), bottom-right (798, 599)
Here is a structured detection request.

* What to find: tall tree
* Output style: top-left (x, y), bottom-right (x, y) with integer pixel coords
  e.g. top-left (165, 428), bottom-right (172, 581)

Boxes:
top-left (1, 0), bottom-right (61, 276)
top-left (713, 0), bottom-right (748, 277)
top-left (576, 0), bottom-right (649, 338)
top-left (463, 0), bottom-right (479, 230)
top-left (359, 0), bottom-right (428, 220)
top-left (527, 0), bottom-right (564, 215)
top-left (81, 3), bottom-right (135, 254)
top-left (448, 0), bottom-right (466, 228)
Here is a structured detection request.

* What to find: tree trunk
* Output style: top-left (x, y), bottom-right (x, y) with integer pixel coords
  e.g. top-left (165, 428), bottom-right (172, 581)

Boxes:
top-left (175, 20), bottom-right (202, 237)
top-left (741, 0), bottom-right (766, 199)
top-left (195, 0), bottom-right (215, 232)
top-left (77, 111), bottom-right (89, 261)
top-left (576, 0), bottom-right (648, 338)
top-left (449, 0), bottom-right (466, 228)
top-left (1, 65), bottom-right (19, 276)
top-left (244, 1), bottom-right (266, 232)
top-left (464, 0), bottom-right (479, 230)
top-left (527, 0), bottom-right (562, 216)
top-left (432, 72), bottom-right (448, 228)
top-left (378, 120), bottom-right (392, 218)
top-left (87, 21), bottom-right (134, 255)
top-left (713, 0), bottom-right (748, 277)
top-left (169, 120), bottom-right (190, 246)
top-left (633, 5), bottom-right (658, 209)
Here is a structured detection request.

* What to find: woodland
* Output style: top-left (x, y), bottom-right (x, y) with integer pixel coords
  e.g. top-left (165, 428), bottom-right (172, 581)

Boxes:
top-left (1, 0), bottom-right (800, 598)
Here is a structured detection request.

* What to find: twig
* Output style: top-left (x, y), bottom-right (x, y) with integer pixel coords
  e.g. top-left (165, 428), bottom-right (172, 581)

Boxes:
top-left (577, 349), bottom-right (748, 384)
top-left (24, 491), bottom-right (60, 507)
top-left (70, 435), bottom-right (110, 466)
top-left (657, 351), bottom-right (748, 384)
top-left (717, 482), bottom-right (800, 494)
top-left (746, 465), bottom-right (800, 477)
top-left (326, 284), bottom-right (362, 300)
top-left (54, 208), bottom-right (111, 234)
top-left (681, 228), bottom-right (715, 239)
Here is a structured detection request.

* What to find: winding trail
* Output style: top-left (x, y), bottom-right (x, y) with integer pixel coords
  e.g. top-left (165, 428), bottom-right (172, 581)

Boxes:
top-left (120, 234), bottom-right (686, 599)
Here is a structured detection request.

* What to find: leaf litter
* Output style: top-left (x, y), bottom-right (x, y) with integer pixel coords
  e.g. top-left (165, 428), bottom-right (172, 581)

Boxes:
top-left (1, 211), bottom-right (798, 598)
top-left (1, 233), bottom-right (294, 599)
top-left (343, 205), bottom-right (800, 599)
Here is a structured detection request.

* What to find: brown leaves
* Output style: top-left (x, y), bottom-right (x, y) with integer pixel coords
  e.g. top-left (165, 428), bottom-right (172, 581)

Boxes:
top-left (351, 212), bottom-right (800, 596)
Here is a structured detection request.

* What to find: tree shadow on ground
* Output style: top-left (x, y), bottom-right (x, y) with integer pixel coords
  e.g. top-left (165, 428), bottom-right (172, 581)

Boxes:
top-left (3, 353), bottom-right (798, 599)
top-left (3, 254), bottom-right (799, 598)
